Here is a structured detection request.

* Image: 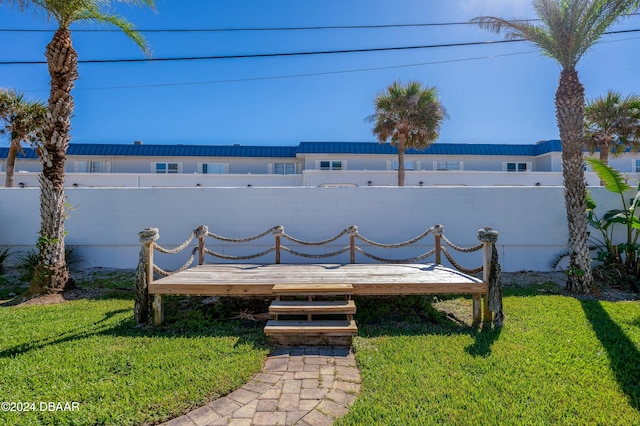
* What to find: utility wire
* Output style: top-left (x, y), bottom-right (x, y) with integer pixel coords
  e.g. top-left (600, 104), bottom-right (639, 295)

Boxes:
top-left (22, 33), bottom-right (640, 93)
top-left (1, 28), bottom-right (638, 65)
top-left (0, 13), bottom-right (638, 32)
top-left (0, 20), bottom-right (533, 32)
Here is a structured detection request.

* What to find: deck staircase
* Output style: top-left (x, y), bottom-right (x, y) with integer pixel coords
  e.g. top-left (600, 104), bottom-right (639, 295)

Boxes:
top-left (264, 283), bottom-right (358, 346)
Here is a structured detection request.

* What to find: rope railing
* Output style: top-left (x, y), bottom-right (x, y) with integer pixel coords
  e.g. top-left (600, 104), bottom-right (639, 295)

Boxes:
top-left (140, 224), bottom-right (491, 274)
top-left (354, 246), bottom-right (437, 264)
top-left (281, 245), bottom-right (351, 259)
top-left (354, 227), bottom-right (435, 249)
top-left (202, 247), bottom-right (276, 261)
top-left (206, 226), bottom-right (281, 243)
top-left (135, 224), bottom-right (502, 326)
top-left (281, 228), bottom-right (350, 246)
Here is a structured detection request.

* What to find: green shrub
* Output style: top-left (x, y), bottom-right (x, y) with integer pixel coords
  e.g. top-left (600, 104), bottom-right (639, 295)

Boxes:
top-left (16, 246), bottom-right (81, 281)
top-left (0, 246), bottom-right (10, 275)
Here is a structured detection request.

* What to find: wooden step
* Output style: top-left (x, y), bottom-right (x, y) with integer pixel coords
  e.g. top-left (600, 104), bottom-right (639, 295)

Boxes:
top-left (271, 283), bottom-right (353, 296)
top-left (269, 300), bottom-right (356, 315)
top-left (264, 319), bottom-right (358, 336)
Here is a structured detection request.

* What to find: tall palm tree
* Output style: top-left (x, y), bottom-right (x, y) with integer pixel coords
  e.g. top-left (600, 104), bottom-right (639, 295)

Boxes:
top-left (472, 0), bottom-right (639, 294)
top-left (1, 0), bottom-right (154, 294)
top-left (369, 81), bottom-right (447, 186)
top-left (584, 90), bottom-right (640, 165)
top-left (0, 89), bottom-right (46, 187)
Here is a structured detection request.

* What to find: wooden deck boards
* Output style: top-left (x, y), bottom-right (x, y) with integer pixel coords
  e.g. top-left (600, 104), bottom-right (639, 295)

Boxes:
top-left (148, 263), bottom-right (486, 296)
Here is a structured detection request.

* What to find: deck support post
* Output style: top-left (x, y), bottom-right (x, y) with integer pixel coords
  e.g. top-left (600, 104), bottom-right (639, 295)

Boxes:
top-left (478, 227), bottom-right (500, 324)
top-left (135, 228), bottom-right (159, 325)
top-left (472, 294), bottom-right (482, 324)
top-left (153, 294), bottom-right (164, 325)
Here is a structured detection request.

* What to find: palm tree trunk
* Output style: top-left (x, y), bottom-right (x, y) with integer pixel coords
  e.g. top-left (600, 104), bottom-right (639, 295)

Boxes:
top-left (598, 139), bottom-right (610, 186)
top-left (5, 141), bottom-right (18, 187)
top-left (556, 68), bottom-right (594, 294)
top-left (397, 133), bottom-right (406, 186)
top-left (598, 141), bottom-right (610, 165)
top-left (29, 27), bottom-right (77, 294)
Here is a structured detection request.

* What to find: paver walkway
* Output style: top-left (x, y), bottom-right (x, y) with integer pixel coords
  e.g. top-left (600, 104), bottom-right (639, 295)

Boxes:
top-left (164, 346), bottom-right (361, 426)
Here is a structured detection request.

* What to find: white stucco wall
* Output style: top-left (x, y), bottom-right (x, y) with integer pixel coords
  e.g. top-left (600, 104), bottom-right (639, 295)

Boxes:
top-left (2, 170), bottom-right (610, 188)
top-left (0, 186), bottom-right (625, 273)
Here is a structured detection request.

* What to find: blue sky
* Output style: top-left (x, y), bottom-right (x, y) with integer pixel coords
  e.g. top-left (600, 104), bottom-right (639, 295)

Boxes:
top-left (1, 0), bottom-right (639, 147)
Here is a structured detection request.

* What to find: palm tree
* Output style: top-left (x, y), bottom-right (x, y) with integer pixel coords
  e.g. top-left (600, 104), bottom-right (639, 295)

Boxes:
top-left (1, 0), bottom-right (155, 294)
top-left (369, 81), bottom-right (447, 186)
top-left (0, 89), bottom-right (46, 187)
top-left (584, 90), bottom-right (640, 166)
top-left (472, 0), bottom-right (639, 294)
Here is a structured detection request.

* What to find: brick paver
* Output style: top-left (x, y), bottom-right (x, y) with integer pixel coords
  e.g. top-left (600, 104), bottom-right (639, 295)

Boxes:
top-left (162, 347), bottom-right (360, 426)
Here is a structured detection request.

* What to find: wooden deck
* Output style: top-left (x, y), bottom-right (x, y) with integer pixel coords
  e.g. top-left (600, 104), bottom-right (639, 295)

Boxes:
top-left (149, 263), bottom-right (486, 296)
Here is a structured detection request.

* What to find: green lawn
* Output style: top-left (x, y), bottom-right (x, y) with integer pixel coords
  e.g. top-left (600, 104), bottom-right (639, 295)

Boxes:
top-left (338, 288), bottom-right (640, 425)
top-left (2, 273), bottom-right (639, 425)
top-left (0, 274), bottom-right (269, 426)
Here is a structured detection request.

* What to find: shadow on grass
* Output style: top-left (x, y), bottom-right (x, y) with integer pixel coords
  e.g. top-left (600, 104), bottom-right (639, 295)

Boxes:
top-left (0, 307), bottom-right (268, 360)
top-left (465, 322), bottom-right (502, 357)
top-left (357, 319), bottom-right (502, 357)
top-left (581, 300), bottom-right (640, 411)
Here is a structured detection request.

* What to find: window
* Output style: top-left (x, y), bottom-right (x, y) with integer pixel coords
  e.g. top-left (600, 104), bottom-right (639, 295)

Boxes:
top-left (155, 162), bottom-right (180, 174)
top-left (201, 163), bottom-right (226, 174)
top-left (506, 162), bottom-right (528, 172)
top-left (392, 161), bottom-right (415, 170)
top-left (436, 161), bottom-right (460, 171)
top-left (274, 163), bottom-right (297, 175)
top-left (74, 161), bottom-right (110, 173)
top-left (319, 160), bottom-right (343, 171)
top-left (635, 159), bottom-right (640, 173)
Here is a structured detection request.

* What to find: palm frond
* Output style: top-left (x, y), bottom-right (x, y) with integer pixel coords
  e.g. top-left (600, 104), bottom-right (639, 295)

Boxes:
top-left (472, 0), bottom-right (640, 69)
top-left (585, 157), bottom-right (630, 193)
top-left (77, 8), bottom-right (151, 56)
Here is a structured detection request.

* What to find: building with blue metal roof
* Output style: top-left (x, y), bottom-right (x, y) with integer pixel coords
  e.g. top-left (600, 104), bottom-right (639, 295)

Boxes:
top-left (0, 140), bottom-right (636, 188)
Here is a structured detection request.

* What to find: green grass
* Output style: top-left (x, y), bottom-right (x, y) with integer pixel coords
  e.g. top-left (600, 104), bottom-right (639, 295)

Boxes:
top-left (0, 272), bottom-right (269, 426)
top-left (337, 287), bottom-right (640, 425)
top-left (3, 271), bottom-right (640, 426)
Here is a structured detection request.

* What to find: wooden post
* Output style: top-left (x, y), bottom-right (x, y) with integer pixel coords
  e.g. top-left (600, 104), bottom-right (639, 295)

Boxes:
top-left (431, 224), bottom-right (444, 265)
top-left (153, 294), bottom-right (164, 325)
top-left (198, 235), bottom-right (205, 266)
top-left (144, 238), bottom-right (165, 326)
top-left (482, 239), bottom-right (493, 323)
top-left (137, 227), bottom-right (160, 325)
top-left (348, 225), bottom-right (358, 264)
top-left (472, 294), bottom-right (482, 324)
top-left (350, 234), bottom-right (355, 264)
top-left (273, 226), bottom-right (284, 264)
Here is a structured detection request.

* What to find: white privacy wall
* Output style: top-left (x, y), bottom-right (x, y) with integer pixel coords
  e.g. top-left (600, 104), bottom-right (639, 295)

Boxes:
top-left (0, 186), bottom-right (623, 272)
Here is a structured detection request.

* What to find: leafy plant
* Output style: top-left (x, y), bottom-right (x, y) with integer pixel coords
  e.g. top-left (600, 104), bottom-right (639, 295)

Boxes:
top-left (16, 246), bottom-right (81, 282)
top-left (585, 157), bottom-right (640, 290)
top-left (0, 246), bottom-right (10, 275)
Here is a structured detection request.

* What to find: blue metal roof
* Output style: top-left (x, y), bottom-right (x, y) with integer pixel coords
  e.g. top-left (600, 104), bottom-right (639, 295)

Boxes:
top-left (0, 147), bottom-right (39, 159)
top-left (0, 140), bottom-right (563, 159)
top-left (64, 143), bottom-right (299, 158)
top-left (297, 140), bottom-right (563, 156)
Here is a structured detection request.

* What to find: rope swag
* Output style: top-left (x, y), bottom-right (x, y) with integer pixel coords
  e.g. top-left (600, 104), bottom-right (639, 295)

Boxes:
top-left (135, 224), bottom-right (503, 326)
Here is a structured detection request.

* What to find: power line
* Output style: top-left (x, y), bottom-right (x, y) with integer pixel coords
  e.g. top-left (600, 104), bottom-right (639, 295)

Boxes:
top-left (2, 27), bottom-right (638, 65)
top-left (68, 51), bottom-right (541, 92)
top-left (0, 20), bottom-right (537, 32)
top-left (1, 13), bottom-right (638, 33)
top-left (24, 33), bottom-right (640, 92)
top-left (0, 39), bottom-right (524, 65)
